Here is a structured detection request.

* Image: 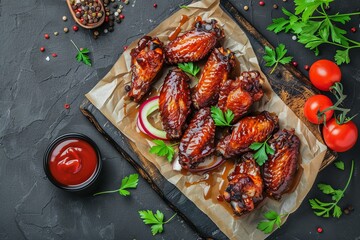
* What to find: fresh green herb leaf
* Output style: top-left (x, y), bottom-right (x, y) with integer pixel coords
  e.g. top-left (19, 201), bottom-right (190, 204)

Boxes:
top-left (70, 40), bottom-right (92, 66)
top-left (179, 5), bottom-right (189, 9)
top-left (257, 210), bottom-right (284, 234)
top-left (178, 62), bottom-right (200, 77)
top-left (309, 160), bottom-right (354, 218)
top-left (210, 106), bottom-right (234, 127)
top-left (93, 173), bottom-right (139, 197)
top-left (249, 136), bottom-right (274, 166)
top-left (334, 160), bottom-right (345, 170)
top-left (263, 44), bottom-right (293, 74)
top-left (139, 210), bottom-right (177, 236)
top-left (149, 140), bottom-right (176, 162)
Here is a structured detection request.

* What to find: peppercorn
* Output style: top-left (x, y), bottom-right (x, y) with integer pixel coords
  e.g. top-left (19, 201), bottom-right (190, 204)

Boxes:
top-left (73, 25), bottom-right (79, 31)
top-left (292, 61), bottom-right (298, 67)
top-left (116, 18), bottom-right (121, 23)
top-left (44, 33), bottom-right (50, 39)
top-left (93, 30), bottom-right (100, 36)
top-left (108, 26), bottom-right (114, 32)
top-left (348, 205), bottom-right (354, 211)
top-left (120, 14), bottom-right (125, 19)
top-left (75, 12), bottom-right (81, 18)
top-left (259, 1), bottom-right (265, 6)
top-left (62, 16), bottom-right (67, 21)
top-left (52, 53), bottom-right (57, 57)
top-left (317, 227), bottom-right (323, 233)
top-left (123, 45), bottom-right (128, 51)
top-left (304, 65), bottom-right (310, 71)
top-left (153, 3), bottom-right (158, 8)
top-left (109, 21), bottom-right (114, 27)
top-left (344, 208), bottom-right (350, 215)
top-left (64, 104), bottom-right (70, 109)
top-left (113, 3), bottom-right (118, 8)
top-left (351, 27), bottom-right (357, 33)
top-left (125, 85), bottom-right (131, 92)
top-left (54, 31), bottom-right (59, 36)
top-left (292, 35), bottom-right (297, 41)
top-left (104, 29), bottom-right (109, 34)
top-left (40, 47), bottom-right (45, 52)
top-left (273, 4), bottom-right (278, 9)
top-left (243, 5), bottom-right (249, 11)
top-left (64, 27), bottom-right (69, 33)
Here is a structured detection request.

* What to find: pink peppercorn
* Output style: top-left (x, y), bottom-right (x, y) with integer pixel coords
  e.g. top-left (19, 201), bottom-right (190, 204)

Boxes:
top-left (64, 104), bottom-right (70, 109)
top-left (304, 65), bottom-right (309, 71)
top-left (351, 27), bottom-right (357, 33)
top-left (259, 1), bottom-right (265, 6)
top-left (44, 34), bottom-right (50, 39)
top-left (292, 61), bottom-right (298, 67)
top-left (73, 25), bottom-right (79, 31)
top-left (153, 3), bottom-right (158, 8)
top-left (52, 53), bottom-right (57, 57)
top-left (40, 47), bottom-right (45, 52)
top-left (317, 227), bottom-right (323, 233)
top-left (123, 45), bottom-right (128, 51)
top-left (120, 14), bottom-right (125, 19)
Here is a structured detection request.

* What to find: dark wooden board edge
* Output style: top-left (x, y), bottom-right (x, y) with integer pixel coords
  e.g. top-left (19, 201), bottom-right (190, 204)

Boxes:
top-left (80, 100), bottom-right (228, 240)
top-left (220, 0), bottom-right (337, 170)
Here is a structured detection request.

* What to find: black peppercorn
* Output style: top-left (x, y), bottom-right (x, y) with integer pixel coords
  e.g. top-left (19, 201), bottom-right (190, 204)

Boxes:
top-left (108, 26), bottom-right (114, 32)
top-left (125, 85), bottom-right (131, 92)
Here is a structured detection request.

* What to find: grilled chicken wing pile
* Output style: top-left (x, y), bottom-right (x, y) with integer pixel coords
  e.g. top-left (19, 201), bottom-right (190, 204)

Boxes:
top-left (129, 18), bottom-right (301, 216)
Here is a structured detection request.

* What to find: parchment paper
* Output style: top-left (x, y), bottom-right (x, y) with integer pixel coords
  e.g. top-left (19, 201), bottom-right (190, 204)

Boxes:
top-left (85, 1), bottom-right (327, 239)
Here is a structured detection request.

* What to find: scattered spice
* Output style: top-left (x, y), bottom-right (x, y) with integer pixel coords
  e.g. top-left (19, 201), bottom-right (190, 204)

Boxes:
top-left (120, 14), bottom-right (125, 19)
top-left (45, 56), bottom-right (50, 61)
top-left (292, 61), bottom-right (298, 67)
top-left (44, 33), bottom-right (50, 39)
top-left (40, 47), bottom-right (45, 52)
top-left (304, 64), bottom-right (310, 71)
top-left (153, 3), bottom-right (158, 8)
top-left (73, 25), bottom-right (79, 31)
top-left (69, 0), bottom-right (104, 25)
top-left (54, 31), bottom-right (59, 36)
top-left (62, 16), bottom-right (67, 21)
top-left (244, 5), bottom-right (249, 11)
top-left (64, 27), bottom-right (69, 33)
top-left (64, 103), bottom-right (70, 109)
top-left (291, 35), bottom-right (297, 41)
top-left (344, 208), bottom-right (350, 215)
top-left (317, 227), bottom-right (323, 233)
top-left (348, 205), bottom-right (354, 211)
top-left (259, 1), bottom-right (265, 6)
top-left (104, 29), bottom-right (109, 33)
top-left (52, 53), bottom-right (58, 57)
top-left (125, 85), bottom-right (131, 92)
top-left (351, 27), bottom-right (357, 33)
top-left (273, 4), bottom-right (278, 9)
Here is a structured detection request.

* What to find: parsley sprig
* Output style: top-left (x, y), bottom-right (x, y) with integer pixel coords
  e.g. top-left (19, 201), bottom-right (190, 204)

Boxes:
top-left (178, 62), bottom-right (200, 77)
top-left (70, 40), bottom-right (92, 66)
top-left (263, 44), bottom-right (293, 74)
top-left (249, 136), bottom-right (275, 166)
top-left (210, 106), bottom-right (234, 127)
top-left (257, 210), bottom-right (286, 234)
top-left (93, 173), bottom-right (139, 197)
top-left (267, 1), bottom-right (360, 64)
top-left (149, 140), bottom-right (176, 162)
top-left (334, 160), bottom-right (345, 170)
top-left (309, 160), bottom-right (354, 218)
top-left (139, 210), bottom-right (177, 235)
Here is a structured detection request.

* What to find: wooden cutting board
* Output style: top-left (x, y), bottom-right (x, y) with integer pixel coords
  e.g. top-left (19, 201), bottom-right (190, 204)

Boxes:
top-left (80, 1), bottom-right (337, 239)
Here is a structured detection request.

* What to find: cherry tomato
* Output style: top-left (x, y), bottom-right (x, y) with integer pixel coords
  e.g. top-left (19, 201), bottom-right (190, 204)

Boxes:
top-left (309, 60), bottom-right (341, 91)
top-left (323, 118), bottom-right (358, 152)
top-left (304, 95), bottom-right (334, 124)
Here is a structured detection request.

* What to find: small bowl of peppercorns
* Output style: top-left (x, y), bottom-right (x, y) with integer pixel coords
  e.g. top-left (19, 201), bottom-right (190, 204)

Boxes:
top-left (66, 0), bottom-right (105, 29)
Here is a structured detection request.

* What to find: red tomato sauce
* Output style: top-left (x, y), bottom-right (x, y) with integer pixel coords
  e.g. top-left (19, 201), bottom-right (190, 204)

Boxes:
top-left (48, 138), bottom-right (98, 186)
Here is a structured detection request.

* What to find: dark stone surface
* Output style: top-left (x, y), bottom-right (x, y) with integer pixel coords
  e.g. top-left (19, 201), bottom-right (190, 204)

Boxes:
top-left (0, 0), bottom-right (359, 239)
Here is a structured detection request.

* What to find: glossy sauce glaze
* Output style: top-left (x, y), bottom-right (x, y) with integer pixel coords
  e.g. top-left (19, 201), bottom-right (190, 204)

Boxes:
top-left (168, 15), bottom-right (190, 41)
top-left (49, 138), bottom-right (98, 186)
top-left (159, 68), bottom-right (191, 139)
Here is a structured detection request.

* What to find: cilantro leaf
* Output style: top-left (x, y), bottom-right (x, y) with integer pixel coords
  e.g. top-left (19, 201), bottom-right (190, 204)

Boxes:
top-left (93, 173), bottom-right (139, 197)
top-left (178, 62), bottom-right (200, 77)
top-left (71, 40), bottom-right (92, 66)
top-left (334, 161), bottom-right (345, 170)
top-left (149, 140), bottom-right (176, 162)
top-left (249, 136), bottom-right (275, 166)
top-left (139, 210), bottom-right (177, 236)
top-left (309, 160), bottom-right (354, 219)
top-left (210, 106), bottom-right (234, 127)
top-left (257, 210), bottom-right (284, 234)
top-left (263, 44), bottom-right (293, 74)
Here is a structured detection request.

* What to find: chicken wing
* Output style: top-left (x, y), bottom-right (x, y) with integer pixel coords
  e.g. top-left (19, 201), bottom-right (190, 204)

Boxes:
top-left (217, 111), bottom-right (279, 158)
top-left (128, 36), bottom-right (164, 102)
top-left (223, 153), bottom-right (264, 216)
top-left (179, 108), bottom-right (216, 169)
top-left (192, 47), bottom-right (236, 109)
top-left (159, 68), bottom-right (191, 139)
top-left (164, 19), bottom-right (224, 64)
top-left (263, 129), bottom-right (300, 200)
top-left (218, 71), bottom-right (264, 123)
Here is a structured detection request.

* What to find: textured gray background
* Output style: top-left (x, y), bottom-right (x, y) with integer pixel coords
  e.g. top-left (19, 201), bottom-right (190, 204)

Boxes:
top-left (0, 0), bottom-right (359, 239)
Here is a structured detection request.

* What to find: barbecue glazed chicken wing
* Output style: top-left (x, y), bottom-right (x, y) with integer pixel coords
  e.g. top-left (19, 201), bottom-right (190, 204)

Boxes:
top-left (263, 129), bottom-right (300, 200)
top-left (164, 19), bottom-right (225, 64)
top-left (159, 68), bottom-right (191, 139)
top-left (128, 36), bottom-right (164, 102)
top-left (217, 111), bottom-right (279, 158)
top-left (218, 71), bottom-right (264, 123)
top-left (223, 153), bottom-right (264, 216)
top-left (192, 47), bottom-right (236, 109)
top-left (179, 108), bottom-right (216, 169)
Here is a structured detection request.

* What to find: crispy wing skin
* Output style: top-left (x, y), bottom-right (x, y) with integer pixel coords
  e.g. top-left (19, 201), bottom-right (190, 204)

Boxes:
top-left (164, 19), bottom-right (225, 64)
top-left (218, 71), bottom-right (264, 123)
top-left (159, 68), bottom-right (191, 139)
top-left (192, 47), bottom-right (235, 109)
top-left (263, 129), bottom-right (300, 200)
top-left (217, 111), bottom-right (279, 158)
top-left (223, 153), bottom-right (264, 216)
top-left (128, 36), bottom-right (164, 102)
top-left (179, 108), bottom-right (216, 169)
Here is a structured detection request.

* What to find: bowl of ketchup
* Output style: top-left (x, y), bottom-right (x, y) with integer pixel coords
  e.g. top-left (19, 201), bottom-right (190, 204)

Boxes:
top-left (43, 133), bottom-right (102, 191)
